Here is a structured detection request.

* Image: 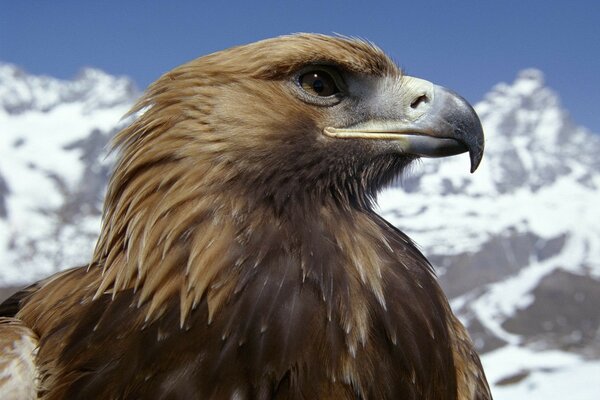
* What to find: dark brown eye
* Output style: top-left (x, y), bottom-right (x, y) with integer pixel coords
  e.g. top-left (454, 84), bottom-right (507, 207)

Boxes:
top-left (299, 70), bottom-right (340, 97)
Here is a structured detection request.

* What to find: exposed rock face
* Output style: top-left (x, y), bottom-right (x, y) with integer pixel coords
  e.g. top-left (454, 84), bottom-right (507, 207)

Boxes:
top-left (502, 270), bottom-right (600, 357)
top-left (432, 231), bottom-right (568, 298)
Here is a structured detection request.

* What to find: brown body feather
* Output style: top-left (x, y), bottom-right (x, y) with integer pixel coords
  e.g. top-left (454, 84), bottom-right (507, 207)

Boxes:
top-left (0, 317), bottom-right (39, 399)
top-left (2, 34), bottom-right (491, 399)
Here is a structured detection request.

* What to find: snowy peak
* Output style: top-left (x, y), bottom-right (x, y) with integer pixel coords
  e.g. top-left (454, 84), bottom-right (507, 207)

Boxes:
top-left (476, 68), bottom-right (567, 152)
top-left (0, 62), bottom-right (139, 115)
top-left (485, 69), bottom-right (552, 105)
top-left (478, 69), bottom-right (557, 121)
top-left (400, 68), bottom-right (600, 197)
top-left (476, 68), bottom-right (600, 193)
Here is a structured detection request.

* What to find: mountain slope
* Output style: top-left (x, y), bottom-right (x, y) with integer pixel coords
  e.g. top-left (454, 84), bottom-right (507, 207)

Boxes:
top-left (0, 62), bottom-right (136, 281)
top-left (1, 63), bottom-right (599, 398)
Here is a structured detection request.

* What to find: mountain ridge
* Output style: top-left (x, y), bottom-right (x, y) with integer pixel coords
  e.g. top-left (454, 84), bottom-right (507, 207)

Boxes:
top-left (0, 62), bottom-right (138, 115)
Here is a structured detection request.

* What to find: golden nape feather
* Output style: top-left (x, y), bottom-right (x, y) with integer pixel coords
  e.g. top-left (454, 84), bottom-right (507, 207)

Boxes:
top-left (0, 34), bottom-right (491, 399)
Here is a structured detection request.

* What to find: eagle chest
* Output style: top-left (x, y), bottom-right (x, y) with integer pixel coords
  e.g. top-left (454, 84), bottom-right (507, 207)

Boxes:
top-left (139, 224), bottom-right (450, 398)
top-left (40, 217), bottom-right (455, 399)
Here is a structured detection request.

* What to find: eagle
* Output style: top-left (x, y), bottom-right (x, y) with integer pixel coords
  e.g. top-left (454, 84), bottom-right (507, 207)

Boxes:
top-left (0, 34), bottom-right (491, 399)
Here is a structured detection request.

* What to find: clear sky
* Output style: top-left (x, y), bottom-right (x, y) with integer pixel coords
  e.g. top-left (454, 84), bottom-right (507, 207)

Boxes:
top-left (1, 1), bottom-right (599, 132)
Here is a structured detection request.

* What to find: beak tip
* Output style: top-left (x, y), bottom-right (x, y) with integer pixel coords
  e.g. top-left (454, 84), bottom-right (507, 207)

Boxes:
top-left (468, 141), bottom-right (484, 173)
top-left (431, 85), bottom-right (485, 174)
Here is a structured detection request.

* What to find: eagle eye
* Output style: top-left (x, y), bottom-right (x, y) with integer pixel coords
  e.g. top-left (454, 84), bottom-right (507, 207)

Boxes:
top-left (299, 70), bottom-right (340, 97)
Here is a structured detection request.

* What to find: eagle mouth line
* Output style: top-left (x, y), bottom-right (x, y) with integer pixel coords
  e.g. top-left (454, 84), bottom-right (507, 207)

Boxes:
top-left (324, 127), bottom-right (441, 140)
top-left (323, 126), bottom-right (468, 159)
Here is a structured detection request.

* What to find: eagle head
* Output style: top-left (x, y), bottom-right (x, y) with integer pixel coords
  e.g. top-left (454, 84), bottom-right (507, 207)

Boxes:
top-left (92, 33), bottom-right (486, 327)
top-left (110, 34), bottom-right (483, 214)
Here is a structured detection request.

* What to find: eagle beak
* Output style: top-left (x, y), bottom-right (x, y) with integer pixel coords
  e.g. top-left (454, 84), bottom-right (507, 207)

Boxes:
top-left (324, 77), bottom-right (485, 173)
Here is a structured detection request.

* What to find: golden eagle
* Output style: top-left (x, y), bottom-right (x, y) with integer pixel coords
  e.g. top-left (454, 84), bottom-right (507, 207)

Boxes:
top-left (0, 34), bottom-right (490, 399)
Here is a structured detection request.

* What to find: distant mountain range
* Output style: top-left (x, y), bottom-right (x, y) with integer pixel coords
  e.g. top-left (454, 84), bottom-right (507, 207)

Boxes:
top-left (1, 62), bottom-right (599, 399)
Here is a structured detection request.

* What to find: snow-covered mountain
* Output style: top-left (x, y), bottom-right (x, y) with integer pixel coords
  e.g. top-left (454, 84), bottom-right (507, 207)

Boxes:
top-left (0, 62), bottom-right (136, 281)
top-left (1, 63), bottom-right (599, 398)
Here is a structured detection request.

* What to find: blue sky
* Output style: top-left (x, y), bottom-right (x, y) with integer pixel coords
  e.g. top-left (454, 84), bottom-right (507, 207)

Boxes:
top-left (2, 1), bottom-right (599, 132)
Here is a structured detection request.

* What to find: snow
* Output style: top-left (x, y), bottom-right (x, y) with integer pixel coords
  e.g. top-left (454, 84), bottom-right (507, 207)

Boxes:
top-left (0, 101), bottom-right (129, 216)
top-left (380, 178), bottom-right (599, 255)
top-left (512, 69), bottom-right (545, 96)
top-left (483, 346), bottom-right (600, 400)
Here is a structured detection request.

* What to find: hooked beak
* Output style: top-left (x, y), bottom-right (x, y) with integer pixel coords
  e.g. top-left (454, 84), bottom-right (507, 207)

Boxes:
top-left (324, 77), bottom-right (484, 173)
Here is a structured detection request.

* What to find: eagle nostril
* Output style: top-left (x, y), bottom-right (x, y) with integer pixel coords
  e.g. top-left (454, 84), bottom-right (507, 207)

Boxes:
top-left (410, 94), bottom-right (430, 109)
